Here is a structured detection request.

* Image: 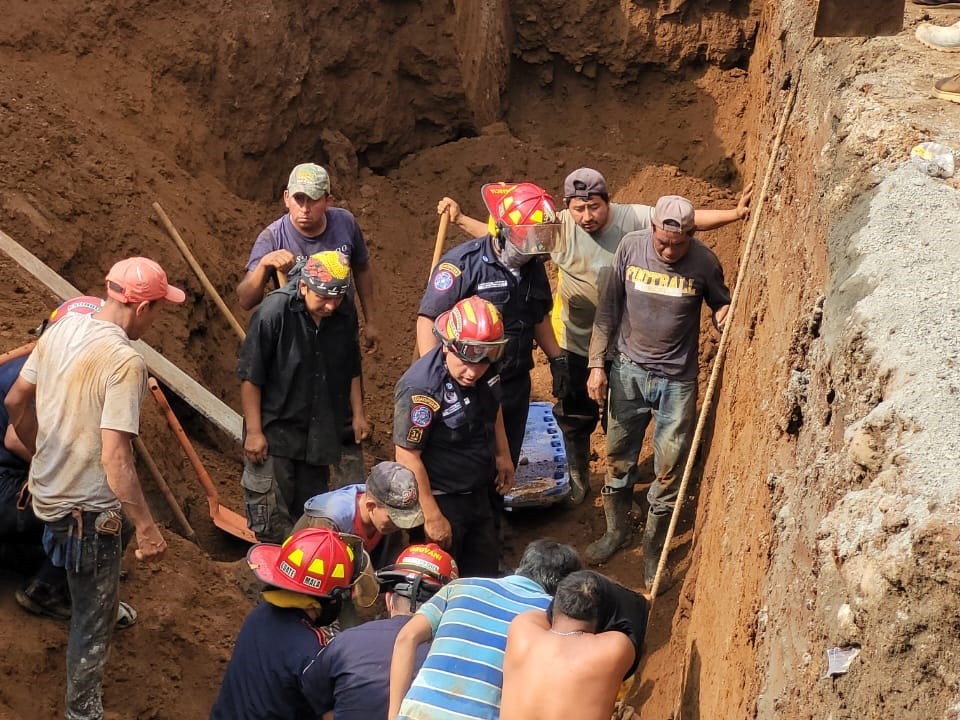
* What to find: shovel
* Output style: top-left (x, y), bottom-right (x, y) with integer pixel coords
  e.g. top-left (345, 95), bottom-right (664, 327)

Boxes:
top-left (814, 0), bottom-right (904, 36)
top-left (148, 377), bottom-right (255, 543)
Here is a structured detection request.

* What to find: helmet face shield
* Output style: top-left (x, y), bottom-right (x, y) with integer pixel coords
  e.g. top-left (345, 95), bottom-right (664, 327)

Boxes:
top-left (503, 222), bottom-right (560, 255)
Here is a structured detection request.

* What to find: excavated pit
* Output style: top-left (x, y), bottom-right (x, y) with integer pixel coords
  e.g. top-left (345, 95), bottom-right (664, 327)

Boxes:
top-left (1, 0), bottom-right (959, 718)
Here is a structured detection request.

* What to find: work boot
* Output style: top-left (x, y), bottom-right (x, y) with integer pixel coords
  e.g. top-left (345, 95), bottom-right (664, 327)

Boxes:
top-left (934, 73), bottom-right (960, 103)
top-left (15, 579), bottom-right (71, 620)
top-left (642, 512), bottom-right (671, 591)
top-left (564, 437), bottom-right (591, 507)
top-left (585, 486), bottom-right (633, 564)
top-left (916, 21), bottom-right (960, 52)
top-left (912, 0), bottom-right (960, 6)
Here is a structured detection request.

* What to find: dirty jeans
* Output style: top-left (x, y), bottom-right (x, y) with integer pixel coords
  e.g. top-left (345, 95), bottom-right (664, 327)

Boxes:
top-left (242, 456), bottom-right (330, 543)
top-left (604, 355), bottom-right (697, 517)
top-left (45, 511), bottom-right (121, 720)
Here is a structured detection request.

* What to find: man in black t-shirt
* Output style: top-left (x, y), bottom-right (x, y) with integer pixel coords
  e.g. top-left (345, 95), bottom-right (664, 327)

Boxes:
top-left (394, 296), bottom-right (514, 577)
top-left (238, 251), bottom-right (369, 543)
top-left (586, 196), bottom-right (731, 584)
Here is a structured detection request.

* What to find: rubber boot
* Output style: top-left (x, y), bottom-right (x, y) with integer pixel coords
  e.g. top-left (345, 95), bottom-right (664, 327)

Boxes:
top-left (564, 436), bottom-right (591, 507)
top-left (642, 512), bottom-right (671, 590)
top-left (585, 486), bottom-right (633, 564)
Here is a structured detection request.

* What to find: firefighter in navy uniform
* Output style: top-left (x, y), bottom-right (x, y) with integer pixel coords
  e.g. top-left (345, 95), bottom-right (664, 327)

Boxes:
top-left (395, 296), bottom-right (514, 577)
top-left (414, 183), bottom-right (569, 467)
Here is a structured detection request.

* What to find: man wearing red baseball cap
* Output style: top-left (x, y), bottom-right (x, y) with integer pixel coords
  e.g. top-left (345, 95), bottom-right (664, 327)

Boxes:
top-left (4, 256), bottom-right (183, 720)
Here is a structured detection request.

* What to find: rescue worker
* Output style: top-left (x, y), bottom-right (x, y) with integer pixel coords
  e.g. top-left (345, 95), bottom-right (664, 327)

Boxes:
top-left (237, 162), bottom-right (379, 348)
top-left (5, 258), bottom-right (179, 720)
top-left (238, 163), bottom-right (376, 487)
top-left (439, 169), bottom-right (750, 508)
top-left (2, 297), bottom-right (138, 629)
top-left (300, 543), bottom-right (458, 720)
top-left (238, 251), bottom-right (369, 543)
top-left (394, 296), bottom-right (514, 577)
top-left (501, 570), bottom-right (650, 720)
top-left (388, 539), bottom-right (582, 720)
top-left (298, 460), bottom-right (425, 570)
top-left (587, 195), bottom-right (731, 583)
top-left (416, 182), bottom-right (568, 469)
top-left (210, 526), bottom-right (361, 719)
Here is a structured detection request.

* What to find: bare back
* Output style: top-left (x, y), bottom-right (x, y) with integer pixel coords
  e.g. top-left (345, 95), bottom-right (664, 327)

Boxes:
top-left (501, 611), bottom-right (635, 720)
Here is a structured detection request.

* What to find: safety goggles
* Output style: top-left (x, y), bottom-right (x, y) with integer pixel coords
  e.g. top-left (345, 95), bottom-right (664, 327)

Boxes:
top-left (447, 338), bottom-right (507, 365)
top-left (503, 222), bottom-right (561, 255)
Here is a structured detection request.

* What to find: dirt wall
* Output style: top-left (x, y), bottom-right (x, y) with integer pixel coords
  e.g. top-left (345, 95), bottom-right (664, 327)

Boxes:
top-left (676, 2), bottom-right (960, 719)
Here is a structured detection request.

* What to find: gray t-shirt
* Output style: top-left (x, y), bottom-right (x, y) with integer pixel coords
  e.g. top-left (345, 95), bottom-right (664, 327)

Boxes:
top-left (589, 229), bottom-right (730, 380)
top-left (550, 204), bottom-right (653, 357)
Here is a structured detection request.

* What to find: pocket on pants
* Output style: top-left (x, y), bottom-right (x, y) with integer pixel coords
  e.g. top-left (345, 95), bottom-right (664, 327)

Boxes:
top-left (241, 458), bottom-right (277, 537)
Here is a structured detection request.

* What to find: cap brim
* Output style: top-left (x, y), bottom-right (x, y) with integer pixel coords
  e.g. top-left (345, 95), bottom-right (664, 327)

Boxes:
top-left (288, 184), bottom-right (324, 200)
top-left (165, 284), bottom-right (186, 304)
top-left (246, 543), bottom-right (300, 592)
top-left (387, 504), bottom-right (425, 529)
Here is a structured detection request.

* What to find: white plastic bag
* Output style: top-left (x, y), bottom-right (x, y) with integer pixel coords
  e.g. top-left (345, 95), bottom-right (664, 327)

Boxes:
top-left (910, 141), bottom-right (955, 178)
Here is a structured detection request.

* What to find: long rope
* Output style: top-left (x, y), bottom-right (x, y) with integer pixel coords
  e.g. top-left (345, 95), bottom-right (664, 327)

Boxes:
top-left (649, 76), bottom-right (801, 603)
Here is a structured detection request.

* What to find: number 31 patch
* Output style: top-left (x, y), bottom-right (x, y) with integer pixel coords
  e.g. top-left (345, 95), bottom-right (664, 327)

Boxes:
top-left (410, 404), bottom-right (433, 427)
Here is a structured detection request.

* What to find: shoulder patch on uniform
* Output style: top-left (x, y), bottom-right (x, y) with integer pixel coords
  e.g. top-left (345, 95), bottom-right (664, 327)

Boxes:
top-left (410, 405), bottom-right (433, 427)
top-left (433, 270), bottom-right (455, 292)
top-left (411, 394), bottom-right (440, 411)
top-left (437, 262), bottom-right (462, 278)
top-left (406, 427), bottom-right (424, 444)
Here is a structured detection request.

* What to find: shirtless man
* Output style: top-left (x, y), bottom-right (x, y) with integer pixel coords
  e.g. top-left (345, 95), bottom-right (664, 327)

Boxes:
top-left (501, 570), bottom-right (645, 720)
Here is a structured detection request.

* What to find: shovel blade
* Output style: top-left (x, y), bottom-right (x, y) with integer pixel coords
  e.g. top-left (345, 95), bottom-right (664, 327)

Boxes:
top-left (207, 497), bottom-right (256, 543)
top-left (814, 0), bottom-right (904, 36)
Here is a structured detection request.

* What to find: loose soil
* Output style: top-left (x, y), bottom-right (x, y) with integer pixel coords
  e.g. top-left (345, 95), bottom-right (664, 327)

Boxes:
top-left (1, 1), bottom-right (958, 718)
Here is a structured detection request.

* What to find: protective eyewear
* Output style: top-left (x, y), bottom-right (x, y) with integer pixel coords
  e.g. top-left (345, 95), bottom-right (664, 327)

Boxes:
top-left (504, 222), bottom-right (561, 255)
top-left (447, 338), bottom-right (507, 365)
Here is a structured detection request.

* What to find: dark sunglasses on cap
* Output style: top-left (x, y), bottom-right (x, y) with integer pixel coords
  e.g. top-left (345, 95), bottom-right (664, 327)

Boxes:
top-left (446, 338), bottom-right (507, 365)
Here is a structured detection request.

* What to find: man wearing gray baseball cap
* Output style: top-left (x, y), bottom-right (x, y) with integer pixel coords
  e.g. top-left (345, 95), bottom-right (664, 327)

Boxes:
top-left (586, 195), bottom-right (731, 587)
top-left (298, 461), bottom-right (424, 570)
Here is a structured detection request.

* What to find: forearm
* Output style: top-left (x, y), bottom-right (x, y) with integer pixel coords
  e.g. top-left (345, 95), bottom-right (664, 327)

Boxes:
top-left (102, 433), bottom-right (154, 529)
top-left (494, 409), bottom-right (510, 459)
top-left (395, 446), bottom-right (440, 518)
top-left (693, 207), bottom-right (744, 231)
top-left (237, 267), bottom-right (271, 310)
top-left (389, 617), bottom-right (432, 719)
top-left (452, 212), bottom-right (488, 238)
top-left (416, 315), bottom-right (440, 357)
top-left (349, 375), bottom-right (364, 419)
top-left (353, 265), bottom-right (377, 326)
top-left (240, 380), bottom-right (264, 433)
top-left (534, 316), bottom-right (561, 359)
top-left (589, 279), bottom-right (623, 367)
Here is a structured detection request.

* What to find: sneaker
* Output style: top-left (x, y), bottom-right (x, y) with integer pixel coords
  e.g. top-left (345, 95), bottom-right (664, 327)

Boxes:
top-left (916, 20), bottom-right (960, 51)
top-left (912, 0), bottom-right (960, 7)
top-left (934, 72), bottom-right (960, 102)
top-left (15, 581), bottom-right (72, 620)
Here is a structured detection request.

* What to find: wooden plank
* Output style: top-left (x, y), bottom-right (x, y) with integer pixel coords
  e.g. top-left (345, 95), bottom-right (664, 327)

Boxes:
top-left (0, 229), bottom-right (242, 442)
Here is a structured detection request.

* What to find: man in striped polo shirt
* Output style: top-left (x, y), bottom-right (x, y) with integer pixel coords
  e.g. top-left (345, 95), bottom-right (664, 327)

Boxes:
top-left (388, 540), bottom-right (581, 720)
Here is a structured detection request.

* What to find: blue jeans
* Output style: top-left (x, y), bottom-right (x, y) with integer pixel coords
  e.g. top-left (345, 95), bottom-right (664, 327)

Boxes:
top-left (45, 511), bottom-right (122, 720)
top-left (604, 355), bottom-right (697, 517)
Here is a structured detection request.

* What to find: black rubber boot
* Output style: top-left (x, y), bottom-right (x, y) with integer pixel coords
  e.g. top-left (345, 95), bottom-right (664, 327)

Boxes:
top-left (564, 436), bottom-right (591, 507)
top-left (585, 486), bottom-right (633, 564)
top-left (15, 578), bottom-right (71, 620)
top-left (642, 511), bottom-right (671, 590)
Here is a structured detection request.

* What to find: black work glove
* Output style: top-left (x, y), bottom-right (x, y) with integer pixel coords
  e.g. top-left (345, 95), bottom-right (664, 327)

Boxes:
top-left (549, 353), bottom-right (571, 400)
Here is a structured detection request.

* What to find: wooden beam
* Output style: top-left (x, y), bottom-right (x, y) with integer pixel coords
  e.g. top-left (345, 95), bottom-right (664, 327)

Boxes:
top-left (0, 229), bottom-right (242, 443)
